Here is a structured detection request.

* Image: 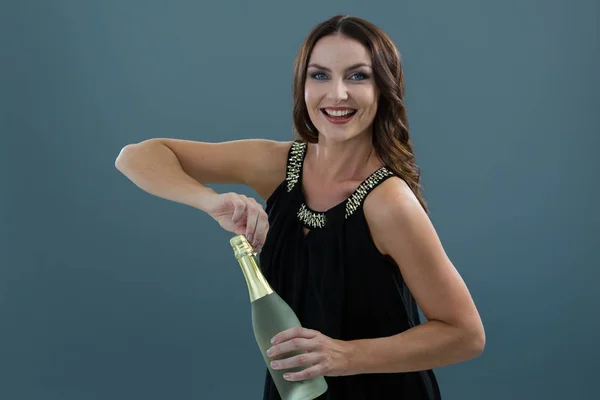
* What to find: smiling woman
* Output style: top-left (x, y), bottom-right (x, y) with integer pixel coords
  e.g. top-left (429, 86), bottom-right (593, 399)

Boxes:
top-left (115, 14), bottom-right (484, 400)
top-left (304, 37), bottom-right (379, 140)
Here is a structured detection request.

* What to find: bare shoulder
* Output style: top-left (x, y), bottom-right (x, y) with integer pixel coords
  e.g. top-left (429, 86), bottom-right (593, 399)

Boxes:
top-left (151, 137), bottom-right (293, 201)
top-left (363, 176), bottom-right (430, 256)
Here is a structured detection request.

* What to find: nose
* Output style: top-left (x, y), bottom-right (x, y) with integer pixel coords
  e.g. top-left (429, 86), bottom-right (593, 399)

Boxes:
top-left (327, 79), bottom-right (349, 103)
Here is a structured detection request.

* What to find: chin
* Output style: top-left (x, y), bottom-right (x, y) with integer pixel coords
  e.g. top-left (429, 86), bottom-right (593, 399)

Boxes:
top-left (317, 130), bottom-right (360, 143)
top-left (314, 123), bottom-right (371, 143)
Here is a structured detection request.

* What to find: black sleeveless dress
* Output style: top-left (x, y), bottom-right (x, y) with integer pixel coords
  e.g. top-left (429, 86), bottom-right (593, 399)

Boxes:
top-left (258, 140), bottom-right (442, 400)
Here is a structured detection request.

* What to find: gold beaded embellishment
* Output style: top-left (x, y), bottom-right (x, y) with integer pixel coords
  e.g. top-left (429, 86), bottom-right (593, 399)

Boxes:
top-left (286, 141), bottom-right (307, 192)
top-left (345, 167), bottom-right (394, 219)
top-left (293, 165), bottom-right (395, 230)
top-left (297, 203), bottom-right (327, 229)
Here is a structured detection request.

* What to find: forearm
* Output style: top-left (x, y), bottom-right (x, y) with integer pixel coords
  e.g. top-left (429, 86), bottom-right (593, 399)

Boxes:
top-left (115, 141), bottom-right (217, 212)
top-left (346, 320), bottom-right (484, 375)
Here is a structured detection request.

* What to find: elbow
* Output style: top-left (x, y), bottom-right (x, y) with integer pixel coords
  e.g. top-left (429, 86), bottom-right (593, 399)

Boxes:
top-left (114, 140), bottom-right (153, 171)
top-left (464, 325), bottom-right (486, 359)
top-left (115, 146), bottom-right (138, 173)
top-left (446, 318), bottom-right (485, 362)
top-left (114, 145), bottom-right (132, 170)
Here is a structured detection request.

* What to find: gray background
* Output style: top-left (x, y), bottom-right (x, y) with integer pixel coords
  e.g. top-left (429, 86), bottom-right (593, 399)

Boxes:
top-left (1, 0), bottom-right (598, 399)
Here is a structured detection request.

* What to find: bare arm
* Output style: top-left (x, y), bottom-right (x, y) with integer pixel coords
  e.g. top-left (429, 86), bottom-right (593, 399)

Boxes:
top-left (346, 177), bottom-right (485, 374)
top-left (114, 138), bottom-right (290, 211)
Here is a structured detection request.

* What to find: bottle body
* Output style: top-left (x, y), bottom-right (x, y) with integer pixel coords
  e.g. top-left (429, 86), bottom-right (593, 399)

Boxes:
top-left (229, 234), bottom-right (328, 400)
top-left (252, 292), bottom-right (328, 400)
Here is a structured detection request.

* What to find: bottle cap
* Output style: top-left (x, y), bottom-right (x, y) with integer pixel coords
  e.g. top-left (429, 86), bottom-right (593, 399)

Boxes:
top-left (230, 234), bottom-right (255, 258)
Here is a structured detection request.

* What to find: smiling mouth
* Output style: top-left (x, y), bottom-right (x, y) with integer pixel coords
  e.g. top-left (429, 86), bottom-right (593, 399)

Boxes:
top-left (320, 108), bottom-right (357, 118)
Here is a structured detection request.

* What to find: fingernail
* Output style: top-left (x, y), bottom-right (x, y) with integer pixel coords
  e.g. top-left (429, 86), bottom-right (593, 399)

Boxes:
top-left (270, 361), bottom-right (277, 368)
top-left (247, 233), bottom-right (253, 242)
top-left (270, 337), bottom-right (277, 344)
top-left (266, 348), bottom-right (273, 356)
top-left (283, 373), bottom-right (291, 380)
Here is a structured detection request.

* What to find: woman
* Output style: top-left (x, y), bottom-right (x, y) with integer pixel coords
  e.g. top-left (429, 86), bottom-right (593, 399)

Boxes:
top-left (115, 14), bottom-right (485, 400)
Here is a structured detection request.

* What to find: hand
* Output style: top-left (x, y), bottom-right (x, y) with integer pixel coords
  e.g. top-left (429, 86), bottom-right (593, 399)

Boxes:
top-left (204, 192), bottom-right (269, 251)
top-left (266, 327), bottom-right (353, 381)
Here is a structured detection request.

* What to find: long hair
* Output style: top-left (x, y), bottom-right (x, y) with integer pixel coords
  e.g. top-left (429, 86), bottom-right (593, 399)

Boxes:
top-left (292, 15), bottom-right (428, 213)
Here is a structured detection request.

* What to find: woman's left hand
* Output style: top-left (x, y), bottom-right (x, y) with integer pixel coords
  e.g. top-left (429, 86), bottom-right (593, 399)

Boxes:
top-left (266, 327), bottom-right (353, 381)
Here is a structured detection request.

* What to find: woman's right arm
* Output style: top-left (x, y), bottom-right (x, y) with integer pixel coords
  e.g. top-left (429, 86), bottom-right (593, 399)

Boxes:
top-left (114, 137), bottom-right (290, 248)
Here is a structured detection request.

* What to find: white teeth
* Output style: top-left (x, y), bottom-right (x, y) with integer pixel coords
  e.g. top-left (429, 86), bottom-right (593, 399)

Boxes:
top-left (324, 109), bottom-right (355, 117)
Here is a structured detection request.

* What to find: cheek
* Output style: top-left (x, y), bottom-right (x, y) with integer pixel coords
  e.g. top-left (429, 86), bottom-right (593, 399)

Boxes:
top-left (366, 87), bottom-right (378, 107)
top-left (304, 85), bottom-right (318, 109)
top-left (358, 88), bottom-right (378, 115)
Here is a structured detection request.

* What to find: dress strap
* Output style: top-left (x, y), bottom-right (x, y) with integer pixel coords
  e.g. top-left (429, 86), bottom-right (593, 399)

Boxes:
top-left (285, 140), bottom-right (307, 192)
top-left (345, 166), bottom-right (395, 219)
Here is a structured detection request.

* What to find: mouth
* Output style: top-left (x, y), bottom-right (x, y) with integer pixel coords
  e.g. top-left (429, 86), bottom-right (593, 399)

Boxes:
top-left (320, 107), bottom-right (357, 124)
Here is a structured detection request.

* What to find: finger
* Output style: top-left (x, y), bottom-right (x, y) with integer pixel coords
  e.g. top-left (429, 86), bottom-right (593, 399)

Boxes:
top-left (243, 197), bottom-right (260, 245)
top-left (231, 195), bottom-right (246, 224)
top-left (254, 212), bottom-right (269, 251)
top-left (283, 363), bottom-right (327, 382)
top-left (267, 337), bottom-right (315, 358)
top-left (271, 327), bottom-right (318, 345)
top-left (270, 351), bottom-right (322, 371)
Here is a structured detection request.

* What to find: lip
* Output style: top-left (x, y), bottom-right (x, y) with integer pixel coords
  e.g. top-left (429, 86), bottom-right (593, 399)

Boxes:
top-left (320, 106), bottom-right (357, 111)
top-left (320, 107), bottom-right (357, 125)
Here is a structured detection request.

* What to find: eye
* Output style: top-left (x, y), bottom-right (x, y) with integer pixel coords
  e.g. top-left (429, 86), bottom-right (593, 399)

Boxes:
top-left (349, 72), bottom-right (368, 81)
top-left (310, 72), bottom-right (328, 80)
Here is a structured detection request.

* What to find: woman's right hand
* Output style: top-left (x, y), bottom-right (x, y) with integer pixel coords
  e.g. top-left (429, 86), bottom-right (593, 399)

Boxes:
top-left (204, 192), bottom-right (269, 251)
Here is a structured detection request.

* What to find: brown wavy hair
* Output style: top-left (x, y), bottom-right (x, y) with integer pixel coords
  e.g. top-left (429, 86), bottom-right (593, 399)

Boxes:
top-left (292, 15), bottom-right (428, 213)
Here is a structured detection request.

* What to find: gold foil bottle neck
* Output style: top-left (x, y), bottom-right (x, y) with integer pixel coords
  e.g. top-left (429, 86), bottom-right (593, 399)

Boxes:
top-left (230, 234), bottom-right (273, 301)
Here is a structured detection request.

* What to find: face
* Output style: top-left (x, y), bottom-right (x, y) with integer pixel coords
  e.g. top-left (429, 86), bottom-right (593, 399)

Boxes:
top-left (304, 34), bottom-right (379, 142)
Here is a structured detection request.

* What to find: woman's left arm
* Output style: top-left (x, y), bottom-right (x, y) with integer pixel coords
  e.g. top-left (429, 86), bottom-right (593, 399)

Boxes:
top-left (345, 178), bottom-right (485, 375)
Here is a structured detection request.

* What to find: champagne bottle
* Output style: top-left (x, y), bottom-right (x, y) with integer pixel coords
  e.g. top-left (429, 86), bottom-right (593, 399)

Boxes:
top-left (230, 234), bottom-right (328, 400)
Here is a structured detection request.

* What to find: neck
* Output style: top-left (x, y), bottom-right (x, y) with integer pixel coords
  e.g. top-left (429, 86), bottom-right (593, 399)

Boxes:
top-left (308, 133), bottom-right (380, 182)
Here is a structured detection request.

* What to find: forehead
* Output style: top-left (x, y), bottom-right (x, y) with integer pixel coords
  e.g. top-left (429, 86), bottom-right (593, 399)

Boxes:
top-left (308, 34), bottom-right (371, 67)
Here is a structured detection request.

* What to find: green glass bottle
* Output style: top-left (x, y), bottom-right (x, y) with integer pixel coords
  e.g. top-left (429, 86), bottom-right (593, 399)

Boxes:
top-left (230, 234), bottom-right (328, 400)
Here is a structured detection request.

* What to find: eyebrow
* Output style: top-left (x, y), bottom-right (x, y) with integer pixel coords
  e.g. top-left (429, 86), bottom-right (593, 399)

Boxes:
top-left (307, 63), bottom-right (372, 72)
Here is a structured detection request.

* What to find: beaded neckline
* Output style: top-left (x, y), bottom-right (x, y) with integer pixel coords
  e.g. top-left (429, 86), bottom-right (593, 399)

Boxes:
top-left (286, 141), bottom-right (395, 230)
